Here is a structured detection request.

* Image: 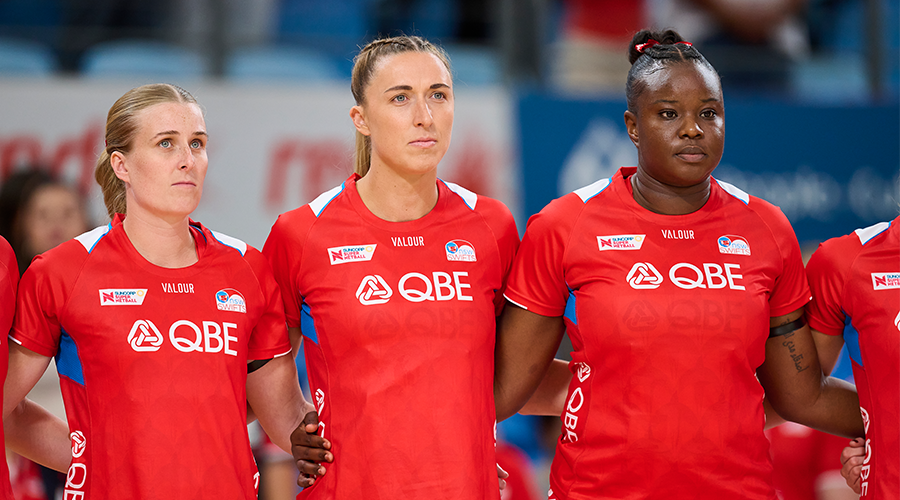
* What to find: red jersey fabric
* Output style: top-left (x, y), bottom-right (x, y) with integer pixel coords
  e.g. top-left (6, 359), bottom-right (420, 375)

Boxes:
top-left (263, 174), bottom-right (519, 499)
top-left (0, 236), bottom-right (17, 499)
top-left (505, 167), bottom-right (810, 499)
top-left (806, 217), bottom-right (900, 498)
top-left (11, 215), bottom-right (290, 499)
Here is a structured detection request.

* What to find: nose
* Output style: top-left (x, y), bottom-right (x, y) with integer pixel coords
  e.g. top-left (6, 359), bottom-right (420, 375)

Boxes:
top-left (413, 99), bottom-right (434, 128)
top-left (680, 115), bottom-right (703, 139)
top-left (179, 143), bottom-right (195, 170)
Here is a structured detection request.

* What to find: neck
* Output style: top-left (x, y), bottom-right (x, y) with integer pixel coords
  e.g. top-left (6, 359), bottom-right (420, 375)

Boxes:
top-left (121, 210), bottom-right (198, 268)
top-left (630, 168), bottom-right (711, 215)
top-left (355, 165), bottom-right (439, 222)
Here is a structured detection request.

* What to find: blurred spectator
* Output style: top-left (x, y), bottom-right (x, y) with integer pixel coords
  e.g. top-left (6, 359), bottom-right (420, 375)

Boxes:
top-left (551, 0), bottom-right (647, 94)
top-left (0, 168), bottom-right (91, 275)
top-left (57, 0), bottom-right (175, 71)
top-left (497, 440), bottom-right (541, 500)
top-left (650, 0), bottom-right (811, 93)
top-left (766, 423), bottom-right (858, 500)
top-left (0, 168), bottom-right (89, 500)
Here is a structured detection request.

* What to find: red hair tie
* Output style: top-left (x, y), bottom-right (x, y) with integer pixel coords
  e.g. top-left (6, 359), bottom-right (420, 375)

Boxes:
top-left (635, 40), bottom-right (693, 53)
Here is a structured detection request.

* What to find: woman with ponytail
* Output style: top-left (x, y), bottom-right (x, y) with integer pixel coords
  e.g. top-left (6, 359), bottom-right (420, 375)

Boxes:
top-left (3, 83), bottom-right (311, 498)
top-left (492, 29), bottom-right (865, 499)
top-left (263, 35), bottom-right (520, 498)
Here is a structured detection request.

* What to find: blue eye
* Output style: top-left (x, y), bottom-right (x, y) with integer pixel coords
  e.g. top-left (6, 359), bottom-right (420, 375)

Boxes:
top-left (393, 94), bottom-right (408, 103)
top-left (190, 139), bottom-right (202, 148)
top-left (432, 91), bottom-right (445, 100)
top-left (160, 139), bottom-right (171, 148)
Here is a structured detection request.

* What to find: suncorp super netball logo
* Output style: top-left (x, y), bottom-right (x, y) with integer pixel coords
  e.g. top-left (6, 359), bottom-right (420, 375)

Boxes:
top-left (596, 234), bottom-right (645, 251)
top-left (99, 289), bottom-right (147, 305)
top-left (872, 272), bottom-right (900, 290)
top-left (216, 289), bottom-right (247, 313)
top-left (328, 244), bottom-right (377, 265)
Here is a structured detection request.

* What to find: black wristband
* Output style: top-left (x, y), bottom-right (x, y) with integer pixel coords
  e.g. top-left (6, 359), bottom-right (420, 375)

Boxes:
top-left (769, 316), bottom-right (806, 338)
top-left (247, 358), bottom-right (272, 374)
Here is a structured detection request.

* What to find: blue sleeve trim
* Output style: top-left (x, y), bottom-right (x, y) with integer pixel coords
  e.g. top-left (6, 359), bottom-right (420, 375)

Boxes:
top-left (55, 328), bottom-right (85, 386)
top-left (300, 299), bottom-right (319, 344)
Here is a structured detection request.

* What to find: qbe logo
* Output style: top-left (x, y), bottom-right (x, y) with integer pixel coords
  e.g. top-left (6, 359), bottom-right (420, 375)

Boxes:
top-left (128, 320), bottom-right (164, 352)
top-left (356, 275), bottom-right (393, 305)
top-left (356, 272), bottom-right (474, 305)
top-left (626, 262), bottom-right (746, 290)
top-left (70, 430), bottom-right (86, 458)
top-left (626, 263), bottom-right (663, 289)
top-left (315, 388), bottom-right (325, 413)
top-left (127, 319), bottom-right (240, 356)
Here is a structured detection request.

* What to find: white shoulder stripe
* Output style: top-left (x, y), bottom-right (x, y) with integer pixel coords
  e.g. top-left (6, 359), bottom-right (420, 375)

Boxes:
top-left (75, 223), bottom-right (111, 253)
top-left (574, 178), bottom-right (611, 203)
top-left (443, 180), bottom-right (477, 210)
top-left (309, 183), bottom-right (344, 217)
top-left (715, 178), bottom-right (750, 205)
top-left (211, 230), bottom-right (248, 256)
top-left (854, 221), bottom-right (891, 245)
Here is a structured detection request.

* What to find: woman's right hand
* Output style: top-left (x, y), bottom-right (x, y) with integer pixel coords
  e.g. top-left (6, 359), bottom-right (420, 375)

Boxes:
top-left (291, 410), bottom-right (332, 487)
top-left (839, 437), bottom-right (866, 494)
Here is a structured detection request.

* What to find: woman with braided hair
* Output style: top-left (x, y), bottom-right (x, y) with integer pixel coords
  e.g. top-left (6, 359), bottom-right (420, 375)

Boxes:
top-left (492, 29), bottom-right (865, 499)
top-left (263, 35), bottom-right (519, 498)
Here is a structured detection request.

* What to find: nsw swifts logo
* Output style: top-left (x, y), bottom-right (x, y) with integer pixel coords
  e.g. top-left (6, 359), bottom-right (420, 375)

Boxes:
top-left (356, 275), bottom-right (393, 305)
top-left (717, 235), bottom-right (751, 256)
top-left (215, 289), bottom-right (246, 313)
top-left (445, 240), bottom-right (477, 262)
top-left (99, 289), bottom-right (147, 305)
top-left (597, 234), bottom-right (645, 251)
top-left (128, 320), bottom-right (164, 352)
top-left (626, 263), bottom-right (663, 289)
top-left (872, 272), bottom-right (900, 290)
top-left (328, 244), bottom-right (377, 265)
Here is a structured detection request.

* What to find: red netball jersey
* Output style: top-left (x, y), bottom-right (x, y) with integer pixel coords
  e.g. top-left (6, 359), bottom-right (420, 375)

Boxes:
top-left (11, 215), bottom-right (290, 499)
top-left (505, 167), bottom-right (810, 500)
top-left (263, 174), bottom-right (519, 499)
top-left (0, 237), bottom-right (17, 499)
top-left (806, 217), bottom-right (900, 498)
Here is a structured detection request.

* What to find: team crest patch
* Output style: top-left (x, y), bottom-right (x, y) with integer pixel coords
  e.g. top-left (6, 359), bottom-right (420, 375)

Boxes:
top-left (872, 273), bottom-right (900, 290)
top-left (597, 234), bottom-right (645, 251)
top-left (445, 240), bottom-right (477, 262)
top-left (717, 235), bottom-right (751, 256)
top-left (216, 288), bottom-right (247, 313)
top-left (328, 245), bottom-right (377, 265)
top-left (99, 289), bottom-right (147, 305)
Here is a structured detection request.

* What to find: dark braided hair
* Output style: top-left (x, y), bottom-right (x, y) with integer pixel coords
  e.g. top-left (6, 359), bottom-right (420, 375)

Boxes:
top-left (625, 29), bottom-right (718, 112)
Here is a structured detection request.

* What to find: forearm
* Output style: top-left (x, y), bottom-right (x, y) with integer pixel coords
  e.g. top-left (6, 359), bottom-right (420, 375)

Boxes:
top-left (247, 354), bottom-right (314, 453)
top-left (784, 377), bottom-right (863, 438)
top-left (4, 398), bottom-right (70, 472)
top-left (494, 305), bottom-right (565, 421)
top-left (518, 358), bottom-right (571, 416)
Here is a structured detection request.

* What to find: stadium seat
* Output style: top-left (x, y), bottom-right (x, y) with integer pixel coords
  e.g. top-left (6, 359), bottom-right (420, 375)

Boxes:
top-left (445, 45), bottom-right (502, 86)
top-left (0, 37), bottom-right (57, 75)
top-left (80, 40), bottom-right (209, 80)
top-left (225, 45), bottom-right (347, 82)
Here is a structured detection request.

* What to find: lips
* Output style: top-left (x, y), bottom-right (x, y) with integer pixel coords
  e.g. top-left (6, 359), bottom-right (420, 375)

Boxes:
top-left (676, 146), bottom-right (706, 162)
top-left (409, 138), bottom-right (437, 148)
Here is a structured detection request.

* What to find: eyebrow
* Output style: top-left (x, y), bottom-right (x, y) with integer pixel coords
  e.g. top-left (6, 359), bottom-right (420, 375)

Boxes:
top-left (383, 83), bottom-right (451, 94)
top-left (652, 97), bottom-right (721, 105)
top-left (152, 130), bottom-right (208, 138)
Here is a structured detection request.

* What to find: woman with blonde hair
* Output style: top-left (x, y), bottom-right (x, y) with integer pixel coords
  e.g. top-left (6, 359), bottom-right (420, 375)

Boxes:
top-left (264, 35), bottom-right (520, 498)
top-left (4, 83), bottom-right (310, 498)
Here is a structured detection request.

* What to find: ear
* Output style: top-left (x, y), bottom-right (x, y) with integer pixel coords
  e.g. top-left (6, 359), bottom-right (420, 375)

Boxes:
top-left (350, 105), bottom-right (370, 136)
top-left (624, 110), bottom-right (639, 147)
top-left (110, 151), bottom-right (130, 183)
